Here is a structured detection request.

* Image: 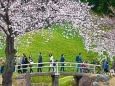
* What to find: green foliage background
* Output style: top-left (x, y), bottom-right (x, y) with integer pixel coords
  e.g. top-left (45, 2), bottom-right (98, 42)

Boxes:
top-left (81, 0), bottom-right (115, 17)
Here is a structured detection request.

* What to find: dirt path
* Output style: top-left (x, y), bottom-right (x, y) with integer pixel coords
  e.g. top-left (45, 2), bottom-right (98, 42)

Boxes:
top-left (99, 77), bottom-right (115, 86)
top-left (109, 77), bottom-right (115, 86)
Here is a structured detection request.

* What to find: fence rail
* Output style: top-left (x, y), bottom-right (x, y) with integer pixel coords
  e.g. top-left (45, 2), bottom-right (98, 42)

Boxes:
top-left (15, 62), bottom-right (101, 74)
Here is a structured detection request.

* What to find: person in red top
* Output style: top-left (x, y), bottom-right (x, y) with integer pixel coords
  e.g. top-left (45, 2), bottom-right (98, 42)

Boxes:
top-left (81, 63), bottom-right (85, 72)
top-left (0, 58), bottom-right (5, 74)
top-left (102, 60), bottom-right (104, 72)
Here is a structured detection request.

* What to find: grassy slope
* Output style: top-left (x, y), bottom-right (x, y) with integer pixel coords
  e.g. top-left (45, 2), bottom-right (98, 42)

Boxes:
top-left (16, 25), bottom-right (98, 63)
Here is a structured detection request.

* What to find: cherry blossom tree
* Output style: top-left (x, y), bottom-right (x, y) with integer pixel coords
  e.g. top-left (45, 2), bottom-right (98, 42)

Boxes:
top-left (0, 0), bottom-right (113, 86)
top-left (0, 0), bottom-right (66, 85)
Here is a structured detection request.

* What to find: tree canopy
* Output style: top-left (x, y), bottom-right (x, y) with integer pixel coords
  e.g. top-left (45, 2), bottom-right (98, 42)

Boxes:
top-left (0, 0), bottom-right (114, 86)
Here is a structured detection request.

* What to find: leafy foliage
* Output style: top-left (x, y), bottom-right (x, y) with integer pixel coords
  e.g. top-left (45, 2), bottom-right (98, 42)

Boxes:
top-left (81, 0), bottom-right (115, 17)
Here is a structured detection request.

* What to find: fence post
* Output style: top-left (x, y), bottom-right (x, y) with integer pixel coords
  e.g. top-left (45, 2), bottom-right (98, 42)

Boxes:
top-left (51, 75), bottom-right (59, 86)
top-left (56, 62), bottom-right (58, 75)
top-left (73, 76), bottom-right (82, 86)
top-left (25, 71), bottom-right (32, 86)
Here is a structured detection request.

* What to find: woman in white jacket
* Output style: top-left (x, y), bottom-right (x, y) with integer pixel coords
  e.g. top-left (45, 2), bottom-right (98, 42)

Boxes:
top-left (49, 53), bottom-right (54, 72)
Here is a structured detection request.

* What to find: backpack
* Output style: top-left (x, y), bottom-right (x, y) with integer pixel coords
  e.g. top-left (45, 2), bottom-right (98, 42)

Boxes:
top-left (76, 56), bottom-right (79, 62)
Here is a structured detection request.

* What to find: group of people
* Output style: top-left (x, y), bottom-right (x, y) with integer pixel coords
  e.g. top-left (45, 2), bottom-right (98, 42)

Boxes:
top-left (16, 52), bottom-right (102, 73)
top-left (17, 53), bottom-right (34, 73)
top-left (17, 52), bottom-right (64, 73)
top-left (75, 53), bottom-right (111, 74)
top-left (0, 52), bottom-right (114, 74)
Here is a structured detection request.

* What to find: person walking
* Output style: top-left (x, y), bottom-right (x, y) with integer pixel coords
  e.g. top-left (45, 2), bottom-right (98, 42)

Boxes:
top-left (49, 53), bottom-right (54, 72)
top-left (76, 53), bottom-right (83, 73)
top-left (24, 55), bottom-right (29, 72)
top-left (53, 60), bottom-right (58, 72)
top-left (107, 58), bottom-right (109, 72)
top-left (17, 55), bottom-right (22, 73)
top-left (22, 54), bottom-right (26, 73)
top-left (102, 60), bottom-right (104, 72)
top-left (97, 61), bottom-right (101, 74)
top-left (22, 53), bottom-right (29, 73)
top-left (29, 55), bottom-right (33, 73)
top-left (60, 54), bottom-right (65, 72)
top-left (13, 57), bottom-right (16, 72)
top-left (103, 60), bottom-right (108, 73)
top-left (38, 52), bottom-right (42, 72)
top-left (0, 58), bottom-right (5, 74)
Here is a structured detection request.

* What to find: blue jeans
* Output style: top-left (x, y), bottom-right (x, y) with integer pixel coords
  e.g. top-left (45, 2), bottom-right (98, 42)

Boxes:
top-left (1, 66), bottom-right (4, 73)
top-left (104, 68), bottom-right (108, 73)
top-left (60, 64), bottom-right (64, 72)
top-left (30, 67), bottom-right (33, 73)
top-left (76, 64), bottom-right (82, 73)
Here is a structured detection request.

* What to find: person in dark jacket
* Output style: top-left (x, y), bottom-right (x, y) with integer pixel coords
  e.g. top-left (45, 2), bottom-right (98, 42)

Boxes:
top-left (103, 60), bottom-right (108, 73)
top-left (25, 55), bottom-right (29, 73)
top-left (37, 52), bottom-right (42, 72)
top-left (22, 53), bottom-right (29, 73)
top-left (13, 57), bottom-right (16, 72)
top-left (22, 54), bottom-right (26, 73)
top-left (60, 54), bottom-right (65, 72)
top-left (76, 53), bottom-right (83, 73)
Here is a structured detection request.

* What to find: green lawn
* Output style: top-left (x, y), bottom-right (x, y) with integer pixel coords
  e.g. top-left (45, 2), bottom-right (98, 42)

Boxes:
top-left (14, 24), bottom-right (99, 63)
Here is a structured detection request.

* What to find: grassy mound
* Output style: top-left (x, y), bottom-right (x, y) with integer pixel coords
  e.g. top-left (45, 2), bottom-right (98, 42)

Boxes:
top-left (15, 24), bottom-right (99, 63)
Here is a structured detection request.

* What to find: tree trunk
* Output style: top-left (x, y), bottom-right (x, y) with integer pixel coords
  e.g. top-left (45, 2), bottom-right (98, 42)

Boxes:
top-left (2, 35), bottom-right (15, 86)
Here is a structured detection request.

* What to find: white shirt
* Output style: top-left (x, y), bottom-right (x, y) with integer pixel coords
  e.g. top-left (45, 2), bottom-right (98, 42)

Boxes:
top-left (18, 57), bottom-right (21, 65)
top-left (50, 56), bottom-right (53, 62)
top-left (50, 56), bottom-right (53, 67)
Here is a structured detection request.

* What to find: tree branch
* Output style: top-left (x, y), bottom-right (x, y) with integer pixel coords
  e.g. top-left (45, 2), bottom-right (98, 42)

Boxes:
top-left (0, 13), bottom-right (4, 17)
top-left (0, 25), bottom-right (9, 35)
top-left (0, 13), bottom-right (5, 20)
top-left (0, 13), bottom-right (9, 26)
